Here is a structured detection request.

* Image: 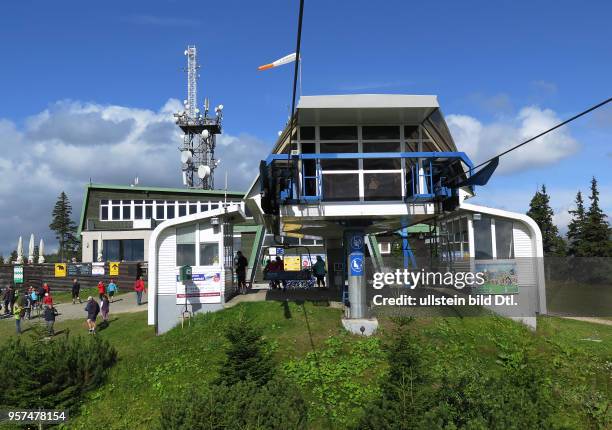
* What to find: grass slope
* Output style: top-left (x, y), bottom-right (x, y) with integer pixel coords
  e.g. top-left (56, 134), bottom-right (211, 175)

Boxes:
top-left (1, 302), bottom-right (610, 429)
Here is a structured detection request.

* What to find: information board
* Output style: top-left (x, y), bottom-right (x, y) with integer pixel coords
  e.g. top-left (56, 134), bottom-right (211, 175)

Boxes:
top-left (176, 271), bottom-right (222, 304)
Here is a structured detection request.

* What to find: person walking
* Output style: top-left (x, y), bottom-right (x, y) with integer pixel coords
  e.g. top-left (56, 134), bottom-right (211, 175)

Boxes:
top-left (96, 281), bottom-right (106, 301)
top-left (71, 278), bottom-right (81, 304)
top-left (312, 255), bottom-right (327, 289)
top-left (235, 251), bottom-right (248, 295)
top-left (133, 276), bottom-right (146, 306)
top-left (42, 283), bottom-right (51, 295)
top-left (85, 296), bottom-right (100, 335)
top-left (43, 304), bottom-right (58, 336)
top-left (13, 301), bottom-right (23, 334)
top-left (3, 285), bottom-right (13, 315)
top-left (100, 294), bottom-right (110, 323)
top-left (107, 279), bottom-right (118, 302)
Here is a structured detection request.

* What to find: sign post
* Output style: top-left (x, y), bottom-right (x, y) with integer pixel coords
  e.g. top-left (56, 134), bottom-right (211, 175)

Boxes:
top-left (109, 262), bottom-right (120, 277)
top-left (346, 230), bottom-right (366, 319)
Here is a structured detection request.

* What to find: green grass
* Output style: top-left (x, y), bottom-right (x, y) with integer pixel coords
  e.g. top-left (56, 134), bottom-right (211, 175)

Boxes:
top-left (1, 302), bottom-right (610, 429)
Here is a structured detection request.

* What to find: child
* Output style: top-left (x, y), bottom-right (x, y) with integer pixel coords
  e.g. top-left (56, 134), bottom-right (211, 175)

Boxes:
top-left (97, 281), bottom-right (106, 301)
top-left (107, 279), bottom-right (118, 302)
top-left (100, 294), bottom-right (110, 323)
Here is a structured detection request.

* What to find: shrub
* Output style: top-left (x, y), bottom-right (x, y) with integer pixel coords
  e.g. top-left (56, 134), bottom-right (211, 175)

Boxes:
top-left (0, 335), bottom-right (117, 413)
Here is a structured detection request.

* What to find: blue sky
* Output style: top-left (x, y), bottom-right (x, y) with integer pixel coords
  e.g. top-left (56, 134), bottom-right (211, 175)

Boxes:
top-left (0, 0), bottom-right (610, 254)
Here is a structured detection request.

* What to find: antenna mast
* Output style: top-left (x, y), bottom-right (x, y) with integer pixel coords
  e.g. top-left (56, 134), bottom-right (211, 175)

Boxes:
top-left (174, 45), bottom-right (223, 189)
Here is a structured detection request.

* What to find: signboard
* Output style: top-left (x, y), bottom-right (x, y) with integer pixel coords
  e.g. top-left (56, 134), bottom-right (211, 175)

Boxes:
top-left (109, 262), bottom-right (120, 277)
top-left (349, 254), bottom-right (364, 276)
top-left (54, 263), bottom-right (67, 278)
top-left (283, 256), bottom-right (301, 271)
top-left (176, 270), bottom-right (222, 304)
top-left (276, 247), bottom-right (285, 255)
top-left (13, 266), bottom-right (23, 284)
top-left (474, 262), bottom-right (519, 294)
top-left (68, 263), bottom-right (92, 277)
top-left (92, 262), bottom-right (105, 276)
top-left (349, 233), bottom-right (364, 252)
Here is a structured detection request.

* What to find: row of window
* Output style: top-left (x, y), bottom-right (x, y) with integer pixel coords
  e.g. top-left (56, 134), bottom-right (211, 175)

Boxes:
top-left (440, 215), bottom-right (514, 261)
top-left (299, 125), bottom-right (429, 141)
top-left (176, 225), bottom-right (219, 267)
top-left (93, 239), bottom-right (144, 262)
top-left (99, 199), bottom-right (242, 222)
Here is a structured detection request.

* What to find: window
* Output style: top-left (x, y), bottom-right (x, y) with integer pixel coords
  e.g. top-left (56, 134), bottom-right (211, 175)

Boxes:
top-left (167, 204), bottom-right (175, 219)
top-left (363, 141), bottom-right (401, 153)
top-left (322, 174), bottom-right (359, 201)
top-left (474, 215), bottom-right (493, 259)
top-left (320, 141), bottom-right (358, 153)
top-left (94, 239), bottom-right (144, 261)
top-left (404, 125), bottom-right (419, 139)
top-left (156, 204), bottom-right (165, 220)
top-left (189, 203), bottom-right (198, 214)
top-left (111, 206), bottom-right (121, 220)
top-left (301, 142), bottom-right (316, 153)
top-left (200, 202), bottom-right (209, 212)
top-left (320, 126), bottom-right (357, 140)
top-left (364, 173), bottom-right (402, 201)
top-left (199, 242), bottom-right (219, 266)
top-left (145, 205), bottom-right (153, 220)
top-left (495, 218), bottom-right (514, 259)
top-left (300, 126), bottom-right (315, 140)
top-left (176, 225), bottom-right (196, 266)
top-left (101, 206), bottom-right (108, 221)
top-left (362, 126), bottom-right (400, 140)
top-left (122, 205), bottom-right (131, 220)
top-left (178, 202), bottom-right (187, 217)
top-left (134, 205), bottom-right (143, 220)
top-left (363, 158), bottom-right (401, 170)
top-left (321, 159), bottom-right (359, 170)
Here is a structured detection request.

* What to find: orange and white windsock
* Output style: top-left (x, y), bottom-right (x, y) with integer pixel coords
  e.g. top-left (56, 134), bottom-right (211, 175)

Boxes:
top-left (258, 52), bottom-right (297, 71)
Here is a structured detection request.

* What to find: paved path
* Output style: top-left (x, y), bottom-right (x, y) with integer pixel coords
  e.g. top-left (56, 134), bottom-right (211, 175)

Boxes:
top-left (0, 292), bottom-right (148, 322)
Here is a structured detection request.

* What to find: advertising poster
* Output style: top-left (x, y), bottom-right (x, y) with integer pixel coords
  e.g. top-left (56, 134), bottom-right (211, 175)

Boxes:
top-left (474, 262), bottom-right (519, 294)
top-left (176, 271), bottom-right (222, 304)
top-left (92, 262), bottom-right (105, 276)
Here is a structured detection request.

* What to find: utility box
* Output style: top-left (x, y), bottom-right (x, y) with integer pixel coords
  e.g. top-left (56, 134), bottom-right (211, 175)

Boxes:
top-left (179, 265), bottom-right (192, 282)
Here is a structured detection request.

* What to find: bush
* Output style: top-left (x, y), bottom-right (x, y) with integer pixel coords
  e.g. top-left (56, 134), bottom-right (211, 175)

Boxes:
top-left (159, 377), bottom-right (307, 430)
top-left (0, 335), bottom-right (117, 413)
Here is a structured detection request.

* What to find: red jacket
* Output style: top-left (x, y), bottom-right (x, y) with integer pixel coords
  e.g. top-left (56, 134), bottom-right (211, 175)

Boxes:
top-left (97, 282), bottom-right (105, 294)
top-left (43, 295), bottom-right (53, 306)
top-left (134, 279), bottom-right (145, 292)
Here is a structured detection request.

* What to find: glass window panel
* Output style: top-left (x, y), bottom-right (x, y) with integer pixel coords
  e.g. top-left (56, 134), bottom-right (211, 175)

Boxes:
top-left (301, 142), bottom-right (316, 154)
top-left (320, 126), bottom-right (357, 140)
top-left (322, 174), bottom-right (359, 201)
top-left (122, 200), bottom-right (131, 204)
top-left (134, 206), bottom-right (143, 220)
top-left (176, 225), bottom-right (196, 244)
top-left (363, 159), bottom-right (401, 170)
top-left (176, 244), bottom-right (196, 266)
top-left (319, 142), bottom-right (358, 153)
top-left (122, 239), bottom-right (144, 261)
top-left (362, 126), bottom-right (400, 140)
top-left (145, 200), bottom-right (153, 204)
top-left (133, 200), bottom-right (143, 204)
top-left (210, 203), bottom-right (219, 210)
top-left (167, 205), bottom-right (175, 219)
top-left (422, 141), bottom-right (439, 152)
top-left (474, 215), bottom-right (493, 259)
top-left (303, 160), bottom-right (316, 176)
top-left (363, 141), bottom-right (401, 153)
top-left (199, 243), bottom-right (219, 266)
top-left (189, 203), bottom-right (197, 214)
top-left (495, 218), bottom-right (514, 259)
top-left (300, 126), bottom-right (315, 140)
top-left (122, 205), bottom-right (131, 220)
top-left (101, 206), bottom-right (108, 220)
top-left (284, 237), bottom-right (299, 245)
top-left (100, 199), bottom-right (108, 205)
top-left (145, 206), bottom-right (153, 219)
top-left (111, 200), bottom-right (120, 204)
top-left (156, 205), bottom-right (165, 220)
top-left (321, 159), bottom-right (359, 170)
top-left (103, 240), bottom-right (121, 261)
top-left (93, 240), bottom-right (98, 261)
top-left (364, 173), bottom-right (402, 201)
top-left (112, 206), bottom-right (121, 220)
top-left (200, 202), bottom-right (209, 212)
top-left (178, 204), bottom-right (187, 217)
top-left (404, 126), bottom-right (419, 139)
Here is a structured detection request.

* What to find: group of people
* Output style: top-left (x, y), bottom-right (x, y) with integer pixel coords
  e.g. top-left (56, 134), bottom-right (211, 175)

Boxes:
top-left (2, 282), bottom-right (57, 335)
top-left (262, 254), bottom-right (328, 290)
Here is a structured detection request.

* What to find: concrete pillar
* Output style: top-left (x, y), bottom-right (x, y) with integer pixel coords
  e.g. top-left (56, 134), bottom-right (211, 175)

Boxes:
top-left (345, 230), bottom-right (367, 319)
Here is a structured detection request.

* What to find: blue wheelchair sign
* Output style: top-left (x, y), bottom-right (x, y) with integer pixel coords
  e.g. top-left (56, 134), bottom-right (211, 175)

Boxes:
top-left (349, 254), bottom-right (364, 276)
top-left (350, 233), bottom-right (364, 252)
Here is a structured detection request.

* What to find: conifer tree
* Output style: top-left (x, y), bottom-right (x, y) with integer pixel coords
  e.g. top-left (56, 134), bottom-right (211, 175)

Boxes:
top-left (10, 250), bottom-right (17, 263)
top-left (49, 192), bottom-right (79, 262)
top-left (567, 191), bottom-right (586, 256)
top-left (527, 185), bottom-right (565, 255)
top-left (0, 254), bottom-right (3, 264)
top-left (581, 177), bottom-right (611, 257)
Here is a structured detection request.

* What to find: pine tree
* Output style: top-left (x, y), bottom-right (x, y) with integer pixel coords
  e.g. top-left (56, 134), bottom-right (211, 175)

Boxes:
top-left (0, 254), bottom-right (4, 264)
top-left (581, 177), bottom-right (611, 257)
top-left (526, 185), bottom-right (565, 255)
top-left (49, 192), bottom-right (79, 262)
top-left (10, 250), bottom-right (17, 263)
top-left (566, 191), bottom-right (586, 256)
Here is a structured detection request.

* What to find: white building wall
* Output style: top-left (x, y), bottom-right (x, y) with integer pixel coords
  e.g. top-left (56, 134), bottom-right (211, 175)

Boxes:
top-left (81, 230), bottom-right (151, 262)
top-left (157, 228), bottom-right (177, 296)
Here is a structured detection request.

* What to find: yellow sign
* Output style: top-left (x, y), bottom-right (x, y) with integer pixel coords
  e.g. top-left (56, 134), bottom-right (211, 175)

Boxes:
top-left (54, 263), bottom-right (67, 277)
top-left (283, 256), bottom-right (301, 271)
top-left (109, 262), bottom-right (120, 276)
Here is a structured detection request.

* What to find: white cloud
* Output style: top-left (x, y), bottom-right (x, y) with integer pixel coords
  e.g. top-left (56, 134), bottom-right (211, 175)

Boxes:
top-left (447, 106), bottom-right (579, 174)
top-left (0, 99), bottom-right (271, 256)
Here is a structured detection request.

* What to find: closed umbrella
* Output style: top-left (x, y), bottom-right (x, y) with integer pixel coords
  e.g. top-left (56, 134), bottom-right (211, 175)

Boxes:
top-left (38, 239), bottom-right (45, 264)
top-left (16, 236), bottom-right (23, 264)
top-left (28, 233), bottom-right (34, 264)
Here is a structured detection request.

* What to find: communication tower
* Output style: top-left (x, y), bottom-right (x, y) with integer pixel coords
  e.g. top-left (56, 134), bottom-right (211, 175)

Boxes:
top-left (174, 45), bottom-right (223, 189)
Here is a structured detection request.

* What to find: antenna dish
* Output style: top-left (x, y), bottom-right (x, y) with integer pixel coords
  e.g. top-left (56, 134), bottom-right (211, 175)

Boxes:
top-left (202, 129), bottom-right (210, 139)
top-left (184, 50), bottom-right (188, 55)
top-left (218, 104), bottom-right (223, 111)
top-left (197, 165), bottom-right (211, 179)
top-left (180, 150), bottom-right (192, 164)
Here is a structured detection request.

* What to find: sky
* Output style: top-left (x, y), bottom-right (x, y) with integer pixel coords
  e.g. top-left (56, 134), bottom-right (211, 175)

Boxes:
top-left (0, 0), bottom-right (611, 255)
